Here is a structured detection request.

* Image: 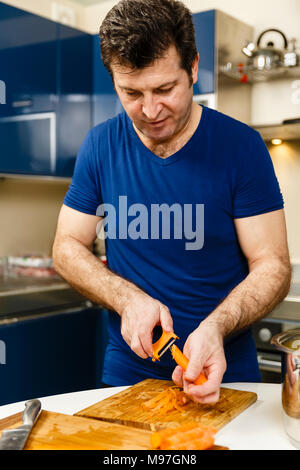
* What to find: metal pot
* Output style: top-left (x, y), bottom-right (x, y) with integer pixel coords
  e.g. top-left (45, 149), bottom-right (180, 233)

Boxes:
top-left (271, 329), bottom-right (300, 448)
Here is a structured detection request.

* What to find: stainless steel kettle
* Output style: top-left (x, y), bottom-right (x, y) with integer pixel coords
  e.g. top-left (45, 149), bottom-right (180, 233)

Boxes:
top-left (242, 29), bottom-right (298, 70)
top-left (271, 329), bottom-right (300, 449)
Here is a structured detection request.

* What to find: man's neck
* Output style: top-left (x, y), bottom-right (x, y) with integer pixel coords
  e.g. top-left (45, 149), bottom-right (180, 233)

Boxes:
top-left (133, 103), bottom-right (202, 159)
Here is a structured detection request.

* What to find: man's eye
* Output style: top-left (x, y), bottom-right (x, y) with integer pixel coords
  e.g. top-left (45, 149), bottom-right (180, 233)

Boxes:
top-left (126, 91), bottom-right (139, 97)
top-left (157, 87), bottom-right (173, 94)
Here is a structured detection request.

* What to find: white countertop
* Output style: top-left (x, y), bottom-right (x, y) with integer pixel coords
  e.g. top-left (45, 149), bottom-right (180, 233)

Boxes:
top-left (0, 382), bottom-right (297, 450)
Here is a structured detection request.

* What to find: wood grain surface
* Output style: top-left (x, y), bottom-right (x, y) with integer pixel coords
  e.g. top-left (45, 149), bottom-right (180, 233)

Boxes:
top-left (0, 409), bottom-right (228, 450)
top-left (75, 379), bottom-right (257, 431)
top-left (0, 380), bottom-right (255, 449)
top-left (0, 410), bottom-right (152, 450)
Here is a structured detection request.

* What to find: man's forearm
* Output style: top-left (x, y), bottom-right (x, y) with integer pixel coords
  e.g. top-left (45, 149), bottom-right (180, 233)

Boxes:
top-left (202, 256), bottom-right (291, 338)
top-left (52, 236), bottom-right (142, 313)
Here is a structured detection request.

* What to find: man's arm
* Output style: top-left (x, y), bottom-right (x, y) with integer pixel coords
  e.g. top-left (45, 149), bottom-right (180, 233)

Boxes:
top-left (173, 209), bottom-right (291, 403)
top-left (206, 208), bottom-right (291, 336)
top-left (52, 204), bottom-right (173, 358)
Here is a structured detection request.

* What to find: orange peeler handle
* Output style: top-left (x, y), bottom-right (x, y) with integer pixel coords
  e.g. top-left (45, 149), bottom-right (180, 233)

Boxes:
top-left (171, 344), bottom-right (207, 385)
top-left (152, 330), bottom-right (179, 362)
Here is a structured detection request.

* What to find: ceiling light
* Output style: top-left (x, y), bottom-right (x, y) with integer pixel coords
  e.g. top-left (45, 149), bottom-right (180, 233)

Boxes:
top-left (271, 138), bottom-right (282, 145)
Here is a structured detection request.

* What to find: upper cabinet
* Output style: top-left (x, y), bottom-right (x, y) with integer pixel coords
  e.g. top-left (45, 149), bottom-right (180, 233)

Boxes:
top-left (92, 34), bottom-right (123, 127)
top-left (0, 3), bottom-right (57, 175)
top-left (55, 24), bottom-right (93, 177)
top-left (0, 5), bottom-right (218, 178)
top-left (192, 10), bottom-right (216, 95)
top-left (0, 2), bottom-right (93, 178)
top-left (0, 3), bottom-right (57, 115)
top-left (59, 24), bottom-right (93, 95)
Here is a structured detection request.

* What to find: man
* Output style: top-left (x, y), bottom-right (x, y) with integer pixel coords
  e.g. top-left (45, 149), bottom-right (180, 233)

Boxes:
top-left (52, 0), bottom-right (291, 404)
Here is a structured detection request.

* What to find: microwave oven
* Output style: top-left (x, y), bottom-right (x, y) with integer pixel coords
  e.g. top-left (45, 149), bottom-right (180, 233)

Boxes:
top-left (0, 112), bottom-right (56, 176)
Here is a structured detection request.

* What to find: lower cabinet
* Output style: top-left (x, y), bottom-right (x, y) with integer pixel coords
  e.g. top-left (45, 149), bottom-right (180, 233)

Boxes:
top-left (0, 306), bottom-right (108, 406)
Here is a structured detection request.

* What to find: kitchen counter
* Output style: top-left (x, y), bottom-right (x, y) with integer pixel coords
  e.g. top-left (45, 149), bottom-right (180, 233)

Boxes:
top-left (0, 382), bottom-right (297, 450)
top-left (0, 274), bottom-right (68, 296)
top-left (0, 273), bottom-right (88, 320)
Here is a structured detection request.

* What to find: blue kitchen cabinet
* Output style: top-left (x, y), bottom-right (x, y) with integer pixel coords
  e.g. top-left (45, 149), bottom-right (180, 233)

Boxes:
top-left (92, 34), bottom-right (122, 127)
top-left (0, 3), bottom-right (216, 177)
top-left (55, 24), bottom-right (93, 177)
top-left (0, 3), bottom-right (94, 178)
top-left (0, 306), bottom-right (108, 406)
top-left (0, 2), bottom-right (57, 116)
top-left (0, 2), bottom-right (57, 176)
top-left (192, 10), bottom-right (216, 95)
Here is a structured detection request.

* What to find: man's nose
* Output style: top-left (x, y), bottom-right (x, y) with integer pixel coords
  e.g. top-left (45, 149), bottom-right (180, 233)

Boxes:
top-left (142, 95), bottom-right (163, 120)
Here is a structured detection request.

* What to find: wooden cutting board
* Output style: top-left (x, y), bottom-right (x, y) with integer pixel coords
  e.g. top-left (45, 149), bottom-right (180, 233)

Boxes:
top-left (0, 410), bottom-right (228, 450)
top-left (0, 410), bottom-right (152, 450)
top-left (75, 379), bottom-right (257, 431)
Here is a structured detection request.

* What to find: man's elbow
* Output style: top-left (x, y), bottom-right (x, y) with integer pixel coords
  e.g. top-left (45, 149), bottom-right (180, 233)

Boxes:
top-left (276, 255), bottom-right (292, 301)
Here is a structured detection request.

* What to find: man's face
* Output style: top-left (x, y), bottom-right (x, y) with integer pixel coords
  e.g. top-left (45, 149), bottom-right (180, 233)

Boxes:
top-left (111, 45), bottom-right (199, 143)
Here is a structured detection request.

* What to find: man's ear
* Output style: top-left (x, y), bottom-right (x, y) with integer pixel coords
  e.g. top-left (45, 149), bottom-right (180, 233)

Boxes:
top-left (191, 53), bottom-right (199, 85)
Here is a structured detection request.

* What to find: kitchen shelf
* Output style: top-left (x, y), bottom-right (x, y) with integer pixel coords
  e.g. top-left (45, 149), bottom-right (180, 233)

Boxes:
top-left (219, 63), bottom-right (300, 83)
top-left (252, 121), bottom-right (300, 141)
top-left (0, 173), bottom-right (71, 183)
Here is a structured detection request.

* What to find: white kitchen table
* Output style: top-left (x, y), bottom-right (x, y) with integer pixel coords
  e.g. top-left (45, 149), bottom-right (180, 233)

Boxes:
top-left (0, 382), bottom-right (297, 451)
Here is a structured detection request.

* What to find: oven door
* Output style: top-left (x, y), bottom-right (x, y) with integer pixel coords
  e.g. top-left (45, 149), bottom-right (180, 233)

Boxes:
top-left (257, 350), bottom-right (282, 383)
top-left (253, 318), bottom-right (300, 383)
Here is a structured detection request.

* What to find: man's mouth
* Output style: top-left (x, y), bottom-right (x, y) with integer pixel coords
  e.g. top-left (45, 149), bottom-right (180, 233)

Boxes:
top-left (146, 118), bottom-right (167, 127)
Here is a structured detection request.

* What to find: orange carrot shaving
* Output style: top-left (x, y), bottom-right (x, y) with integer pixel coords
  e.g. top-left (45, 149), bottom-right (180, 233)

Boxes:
top-left (151, 422), bottom-right (217, 450)
top-left (171, 344), bottom-right (207, 385)
top-left (141, 386), bottom-right (190, 416)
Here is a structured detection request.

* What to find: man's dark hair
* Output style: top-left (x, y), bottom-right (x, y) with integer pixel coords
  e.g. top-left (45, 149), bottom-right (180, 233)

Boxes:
top-left (99, 0), bottom-right (198, 83)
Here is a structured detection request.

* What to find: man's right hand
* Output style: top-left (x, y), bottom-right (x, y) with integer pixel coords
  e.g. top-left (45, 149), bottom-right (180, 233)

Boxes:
top-left (119, 290), bottom-right (173, 359)
top-left (53, 205), bottom-right (173, 361)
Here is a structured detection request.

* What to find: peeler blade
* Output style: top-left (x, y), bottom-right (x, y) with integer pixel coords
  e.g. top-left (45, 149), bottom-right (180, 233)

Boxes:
top-left (152, 330), bottom-right (179, 362)
top-left (156, 337), bottom-right (177, 359)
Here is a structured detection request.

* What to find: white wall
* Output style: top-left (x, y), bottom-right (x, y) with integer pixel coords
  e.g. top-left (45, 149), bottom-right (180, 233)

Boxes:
top-left (84, 0), bottom-right (300, 39)
top-left (2, 0), bottom-right (86, 29)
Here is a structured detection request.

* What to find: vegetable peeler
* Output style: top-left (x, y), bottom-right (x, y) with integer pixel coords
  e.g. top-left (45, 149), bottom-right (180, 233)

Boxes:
top-left (152, 329), bottom-right (179, 362)
top-left (152, 329), bottom-right (208, 385)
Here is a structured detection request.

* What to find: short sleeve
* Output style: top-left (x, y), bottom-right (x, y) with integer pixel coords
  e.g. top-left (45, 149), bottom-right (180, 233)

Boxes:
top-left (233, 130), bottom-right (284, 218)
top-left (63, 130), bottom-right (102, 215)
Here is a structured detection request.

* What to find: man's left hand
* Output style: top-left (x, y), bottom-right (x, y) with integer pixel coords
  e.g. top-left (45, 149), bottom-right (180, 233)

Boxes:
top-left (172, 320), bottom-right (226, 404)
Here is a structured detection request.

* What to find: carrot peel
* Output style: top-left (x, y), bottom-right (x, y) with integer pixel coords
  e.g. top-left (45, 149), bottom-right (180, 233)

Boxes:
top-left (141, 386), bottom-right (190, 416)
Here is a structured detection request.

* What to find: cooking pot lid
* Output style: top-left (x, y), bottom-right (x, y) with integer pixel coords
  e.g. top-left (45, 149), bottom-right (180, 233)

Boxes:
top-left (271, 329), bottom-right (300, 353)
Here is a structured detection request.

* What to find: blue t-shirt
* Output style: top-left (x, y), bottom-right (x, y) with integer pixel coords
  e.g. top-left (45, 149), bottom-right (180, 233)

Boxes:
top-left (64, 105), bottom-right (284, 385)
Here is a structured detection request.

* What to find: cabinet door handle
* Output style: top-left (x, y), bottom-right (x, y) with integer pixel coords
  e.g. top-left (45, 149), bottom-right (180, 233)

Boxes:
top-left (12, 100), bottom-right (33, 108)
top-left (257, 355), bottom-right (282, 373)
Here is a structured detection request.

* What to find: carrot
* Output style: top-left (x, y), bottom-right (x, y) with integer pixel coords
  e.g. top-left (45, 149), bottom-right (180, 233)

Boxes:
top-left (171, 344), bottom-right (207, 385)
top-left (162, 427), bottom-right (215, 449)
top-left (164, 434), bottom-right (215, 450)
top-left (151, 422), bottom-right (217, 450)
top-left (151, 422), bottom-right (200, 449)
